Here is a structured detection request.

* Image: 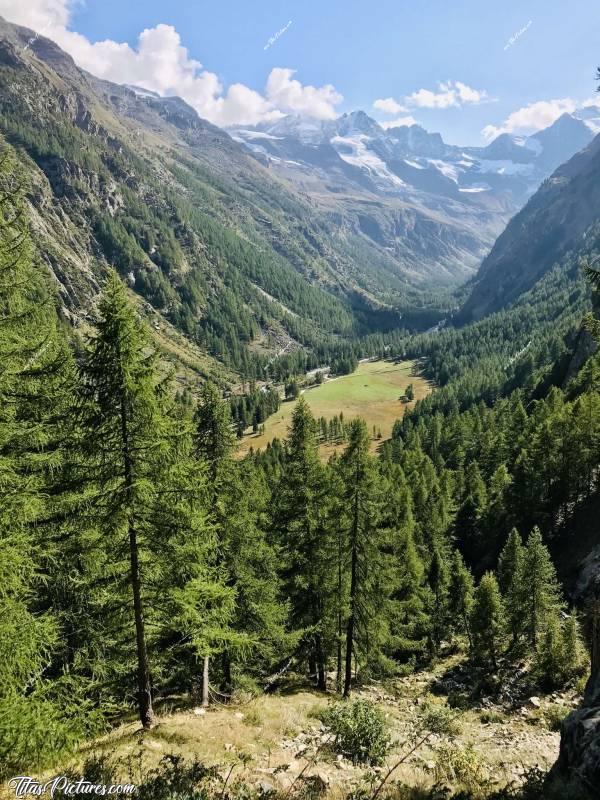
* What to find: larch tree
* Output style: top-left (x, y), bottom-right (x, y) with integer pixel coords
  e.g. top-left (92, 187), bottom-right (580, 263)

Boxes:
top-left (471, 572), bottom-right (504, 671)
top-left (521, 527), bottom-right (562, 650)
top-left (0, 145), bottom-right (76, 770)
top-left (338, 418), bottom-right (385, 697)
top-left (77, 271), bottom-right (177, 729)
top-left (272, 397), bottom-right (334, 690)
top-left (498, 528), bottom-right (526, 646)
top-left (447, 550), bottom-right (475, 649)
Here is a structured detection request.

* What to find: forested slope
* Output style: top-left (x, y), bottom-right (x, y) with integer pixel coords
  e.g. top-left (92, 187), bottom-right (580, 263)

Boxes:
top-left (459, 131), bottom-right (600, 323)
top-left (0, 16), bottom-right (453, 381)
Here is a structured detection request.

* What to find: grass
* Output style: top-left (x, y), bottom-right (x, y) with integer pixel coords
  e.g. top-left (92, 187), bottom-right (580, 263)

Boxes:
top-left (238, 359), bottom-right (431, 456)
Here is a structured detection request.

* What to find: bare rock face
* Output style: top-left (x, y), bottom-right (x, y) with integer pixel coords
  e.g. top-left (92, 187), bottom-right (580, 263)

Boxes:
top-left (553, 578), bottom-right (600, 793)
top-left (555, 704), bottom-right (600, 788)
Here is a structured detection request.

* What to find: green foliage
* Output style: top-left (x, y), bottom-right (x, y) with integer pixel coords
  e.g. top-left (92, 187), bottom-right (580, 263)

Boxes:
top-left (471, 573), bottom-right (504, 670)
top-left (320, 699), bottom-right (391, 765)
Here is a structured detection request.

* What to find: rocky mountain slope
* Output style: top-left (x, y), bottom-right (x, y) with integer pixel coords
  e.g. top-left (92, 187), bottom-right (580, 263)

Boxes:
top-left (0, 16), bottom-right (451, 378)
top-left (458, 129), bottom-right (600, 323)
top-left (230, 108), bottom-right (597, 285)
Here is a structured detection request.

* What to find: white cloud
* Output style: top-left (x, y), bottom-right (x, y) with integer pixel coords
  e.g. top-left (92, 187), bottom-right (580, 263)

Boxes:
top-left (373, 97), bottom-right (407, 114)
top-left (481, 97), bottom-right (578, 141)
top-left (265, 68), bottom-right (342, 120)
top-left (406, 80), bottom-right (488, 109)
top-left (379, 116), bottom-right (418, 129)
top-left (0, 0), bottom-right (342, 126)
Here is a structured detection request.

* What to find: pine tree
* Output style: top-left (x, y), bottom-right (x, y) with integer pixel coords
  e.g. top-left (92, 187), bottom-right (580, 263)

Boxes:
top-left (471, 572), bottom-right (504, 671)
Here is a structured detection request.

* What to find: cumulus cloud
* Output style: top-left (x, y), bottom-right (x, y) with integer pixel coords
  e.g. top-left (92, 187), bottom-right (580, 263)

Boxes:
top-left (0, 0), bottom-right (343, 126)
top-left (406, 80), bottom-right (488, 109)
top-left (265, 68), bottom-right (342, 120)
top-left (373, 97), bottom-right (407, 114)
top-left (481, 97), bottom-right (579, 141)
top-left (379, 116), bottom-right (418, 129)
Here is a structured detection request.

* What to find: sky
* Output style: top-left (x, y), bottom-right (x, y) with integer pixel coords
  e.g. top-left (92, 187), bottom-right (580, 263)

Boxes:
top-left (0, 0), bottom-right (599, 144)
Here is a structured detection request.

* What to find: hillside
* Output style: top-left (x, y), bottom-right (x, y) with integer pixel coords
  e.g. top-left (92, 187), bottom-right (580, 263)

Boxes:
top-left (458, 130), bottom-right (600, 323)
top-left (0, 15), bottom-right (504, 384)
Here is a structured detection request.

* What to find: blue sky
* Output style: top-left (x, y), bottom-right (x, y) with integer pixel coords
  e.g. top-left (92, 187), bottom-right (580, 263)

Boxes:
top-left (3, 0), bottom-right (599, 143)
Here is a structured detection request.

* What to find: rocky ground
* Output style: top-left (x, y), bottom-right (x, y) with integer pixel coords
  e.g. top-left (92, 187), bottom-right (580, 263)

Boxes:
top-left (56, 656), bottom-right (581, 798)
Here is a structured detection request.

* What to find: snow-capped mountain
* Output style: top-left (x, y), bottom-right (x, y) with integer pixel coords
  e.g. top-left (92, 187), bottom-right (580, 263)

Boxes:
top-left (231, 109), bottom-right (598, 208)
top-left (228, 109), bottom-right (597, 285)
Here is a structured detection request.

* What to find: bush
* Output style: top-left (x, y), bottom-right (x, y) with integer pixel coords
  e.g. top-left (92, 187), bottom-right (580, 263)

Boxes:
top-left (320, 698), bottom-right (391, 765)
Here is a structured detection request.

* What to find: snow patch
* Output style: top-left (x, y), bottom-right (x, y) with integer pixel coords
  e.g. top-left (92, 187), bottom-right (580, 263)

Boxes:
top-left (332, 135), bottom-right (406, 187)
top-left (426, 159), bottom-right (460, 182)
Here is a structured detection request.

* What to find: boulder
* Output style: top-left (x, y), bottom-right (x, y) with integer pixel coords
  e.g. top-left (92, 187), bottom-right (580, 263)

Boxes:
top-left (554, 704), bottom-right (600, 789)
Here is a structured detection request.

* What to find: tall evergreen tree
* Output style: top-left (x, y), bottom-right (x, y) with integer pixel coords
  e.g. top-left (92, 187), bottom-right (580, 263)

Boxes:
top-left (272, 398), bottom-right (333, 689)
top-left (339, 419), bottom-right (386, 696)
top-left (427, 548), bottom-right (450, 654)
top-left (521, 527), bottom-right (563, 649)
top-left (77, 272), bottom-right (177, 728)
top-left (193, 381), bottom-right (236, 703)
top-left (447, 550), bottom-right (475, 649)
top-left (471, 573), bottom-right (504, 671)
top-left (498, 528), bottom-right (526, 645)
top-left (0, 146), bottom-right (78, 769)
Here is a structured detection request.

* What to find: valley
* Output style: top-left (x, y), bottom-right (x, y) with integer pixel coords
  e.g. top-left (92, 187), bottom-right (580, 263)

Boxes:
top-left (0, 6), bottom-right (600, 800)
top-left (238, 359), bottom-right (431, 456)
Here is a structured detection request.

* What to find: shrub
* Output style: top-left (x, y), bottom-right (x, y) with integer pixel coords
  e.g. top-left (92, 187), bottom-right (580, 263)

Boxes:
top-left (479, 709), bottom-right (504, 724)
top-left (320, 699), bottom-right (391, 765)
top-left (242, 706), bottom-right (263, 727)
top-left (542, 704), bottom-right (566, 732)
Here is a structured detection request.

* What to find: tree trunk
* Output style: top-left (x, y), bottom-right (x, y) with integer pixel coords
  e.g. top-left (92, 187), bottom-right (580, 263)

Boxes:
top-left (201, 655), bottom-right (210, 707)
top-left (128, 519), bottom-right (155, 729)
top-left (316, 635), bottom-right (326, 691)
top-left (119, 393), bottom-right (154, 729)
top-left (344, 458), bottom-right (361, 699)
top-left (337, 527), bottom-right (343, 694)
top-left (344, 535), bottom-right (358, 698)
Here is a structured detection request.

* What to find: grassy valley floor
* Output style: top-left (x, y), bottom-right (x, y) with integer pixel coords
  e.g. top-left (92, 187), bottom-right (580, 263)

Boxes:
top-left (238, 360), bottom-right (431, 456)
